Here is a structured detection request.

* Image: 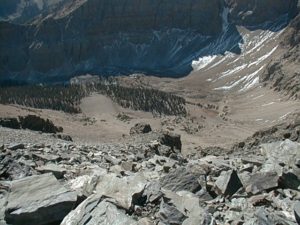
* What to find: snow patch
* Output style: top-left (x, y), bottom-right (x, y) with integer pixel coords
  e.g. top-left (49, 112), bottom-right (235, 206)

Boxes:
top-left (248, 46), bottom-right (278, 68)
top-left (240, 66), bottom-right (264, 92)
top-left (192, 55), bottom-right (217, 71)
top-left (262, 102), bottom-right (275, 107)
top-left (219, 64), bottom-right (247, 79)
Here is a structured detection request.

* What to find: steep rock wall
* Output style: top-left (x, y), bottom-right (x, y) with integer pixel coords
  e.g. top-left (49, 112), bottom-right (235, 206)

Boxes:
top-left (0, 0), bottom-right (298, 83)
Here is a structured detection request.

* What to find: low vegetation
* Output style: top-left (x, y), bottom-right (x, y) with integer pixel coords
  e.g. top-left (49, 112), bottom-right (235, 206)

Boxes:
top-left (0, 78), bottom-right (187, 116)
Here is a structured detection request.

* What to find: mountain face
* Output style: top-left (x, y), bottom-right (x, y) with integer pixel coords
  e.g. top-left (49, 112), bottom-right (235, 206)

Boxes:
top-left (0, 0), bottom-right (298, 84)
top-left (261, 13), bottom-right (300, 100)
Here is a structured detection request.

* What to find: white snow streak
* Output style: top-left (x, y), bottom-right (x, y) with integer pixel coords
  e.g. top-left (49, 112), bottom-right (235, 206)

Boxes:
top-left (192, 55), bottom-right (217, 71)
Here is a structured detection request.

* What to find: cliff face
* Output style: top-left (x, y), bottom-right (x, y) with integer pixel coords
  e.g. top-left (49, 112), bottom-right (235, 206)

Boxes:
top-left (261, 12), bottom-right (300, 100)
top-left (0, 0), bottom-right (298, 83)
top-left (225, 0), bottom-right (298, 26)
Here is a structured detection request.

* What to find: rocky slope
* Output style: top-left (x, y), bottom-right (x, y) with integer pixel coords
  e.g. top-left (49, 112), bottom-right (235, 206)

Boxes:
top-left (261, 12), bottom-right (300, 100)
top-left (1, 117), bottom-right (300, 225)
top-left (0, 0), bottom-right (298, 83)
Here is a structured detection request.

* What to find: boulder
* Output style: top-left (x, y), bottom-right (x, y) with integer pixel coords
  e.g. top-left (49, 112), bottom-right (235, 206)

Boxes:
top-left (160, 132), bottom-right (182, 151)
top-left (260, 139), bottom-right (300, 173)
top-left (215, 170), bottom-right (243, 197)
top-left (36, 164), bottom-right (67, 179)
top-left (5, 173), bottom-right (77, 225)
top-left (61, 196), bottom-right (137, 225)
top-left (160, 189), bottom-right (214, 225)
top-left (158, 198), bottom-right (187, 225)
top-left (95, 173), bottom-right (147, 210)
top-left (245, 172), bottom-right (279, 194)
top-left (160, 166), bottom-right (205, 193)
top-left (130, 123), bottom-right (152, 136)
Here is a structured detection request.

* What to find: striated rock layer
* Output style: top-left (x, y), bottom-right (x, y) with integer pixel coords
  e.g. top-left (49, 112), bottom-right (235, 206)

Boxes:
top-left (0, 0), bottom-right (298, 83)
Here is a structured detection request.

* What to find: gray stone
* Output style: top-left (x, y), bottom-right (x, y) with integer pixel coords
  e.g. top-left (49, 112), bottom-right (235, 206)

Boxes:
top-left (245, 172), bottom-right (279, 194)
top-left (36, 164), bottom-right (67, 179)
top-left (160, 166), bottom-right (205, 193)
top-left (5, 173), bottom-right (77, 225)
top-left (143, 181), bottom-right (162, 203)
top-left (294, 202), bottom-right (300, 224)
top-left (162, 189), bottom-right (214, 225)
top-left (7, 143), bottom-right (25, 150)
top-left (61, 196), bottom-right (137, 225)
top-left (158, 198), bottom-right (187, 225)
top-left (130, 123), bottom-right (152, 136)
top-left (260, 140), bottom-right (300, 173)
top-left (95, 173), bottom-right (147, 210)
top-left (215, 170), bottom-right (243, 197)
top-left (160, 132), bottom-right (182, 151)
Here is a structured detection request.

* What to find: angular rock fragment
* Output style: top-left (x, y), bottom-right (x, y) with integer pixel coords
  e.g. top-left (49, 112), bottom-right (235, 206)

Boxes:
top-left (245, 172), bottom-right (279, 194)
top-left (5, 173), bottom-right (77, 225)
top-left (161, 189), bottom-right (214, 225)
top-left (160, 166), bottom-right (205, 193)
top-left (143, 181), bottom-right (162, 203)
top-left (158, 199), bottom-right (187, 225)
top-left (294, 202), bottom-right (300, 224)
top-left (36, 164), bottom-right (67, 179)
top-left (7, 143), bottom-right (25, 150)
top-left (130, 123), bottom-right (152, 135)
top-left (95, 173), bottom-right (147, 210)
top-left (215, 170), bottom-right (243, 197)
top-left (61, 196), bottom-right (137, 225)
top-left (260, 140), bottom-right (300, 173)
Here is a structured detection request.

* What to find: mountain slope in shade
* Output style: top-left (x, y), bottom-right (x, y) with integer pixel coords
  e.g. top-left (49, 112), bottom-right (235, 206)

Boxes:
top-left (0, 0), bottom-right (298, 84)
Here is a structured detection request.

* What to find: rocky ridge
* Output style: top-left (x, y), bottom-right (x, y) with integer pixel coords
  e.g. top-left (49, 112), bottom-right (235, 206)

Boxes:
top-left (1, 117), bottom-right (300, 225)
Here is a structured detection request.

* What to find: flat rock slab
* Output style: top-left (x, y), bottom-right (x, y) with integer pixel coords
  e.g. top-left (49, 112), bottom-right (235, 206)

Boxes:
top-left (61, 196), bottom-right (137, 225)
top-left (95, 173), bottom-right (147, 210)
top-left (245, 172), bottom-right (279, 195)
top-left (160, 166), bottom-right (205, 193)
top-left (5, 173), bottom-right (77, 225)
top-left (36, 164), bottom-right (67, 179)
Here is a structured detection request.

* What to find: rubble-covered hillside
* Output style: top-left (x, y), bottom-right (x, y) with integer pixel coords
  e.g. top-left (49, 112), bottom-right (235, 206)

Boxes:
top-left (1, 116), bottom-right (300, 225)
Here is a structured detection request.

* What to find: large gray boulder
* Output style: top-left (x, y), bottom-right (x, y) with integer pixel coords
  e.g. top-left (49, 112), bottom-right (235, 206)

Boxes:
top-left (4, 173), bottom-right (77, 225)
top-left (95, 173), bottom-right (147, 210)
top-left (215, 170), bottom-right (243, 197)
top-left (160, 189), bottom-right (215, 225)
top-left (260, 139), bottom-right (300, 173)
top-left (61, 196), bottom-right (137, 225)
top-left (159, 166), bottom-right (205, 193)
top-left (245, 172), bottom-right (279, 194)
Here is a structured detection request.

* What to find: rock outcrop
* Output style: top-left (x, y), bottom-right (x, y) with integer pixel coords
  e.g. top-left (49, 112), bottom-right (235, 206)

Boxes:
top-left (261, 11), bottom-right (300, 100)
top-left (0, 115), bottom-right (63, 133)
